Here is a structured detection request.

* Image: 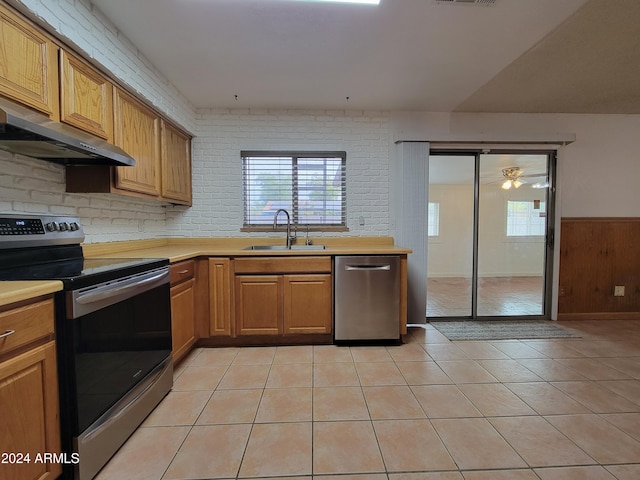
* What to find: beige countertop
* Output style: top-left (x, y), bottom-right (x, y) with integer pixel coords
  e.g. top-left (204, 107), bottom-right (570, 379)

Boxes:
top-left (83, 237), bottom-right (412, 263)
top-left (0, 237), bottom-right (411, 305)
top-left (0, 281), bottom-right (63, 308)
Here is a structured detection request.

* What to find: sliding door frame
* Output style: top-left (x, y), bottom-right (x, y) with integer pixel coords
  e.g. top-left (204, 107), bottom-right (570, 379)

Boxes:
top-left (427, 148), bottom-right (557, 320)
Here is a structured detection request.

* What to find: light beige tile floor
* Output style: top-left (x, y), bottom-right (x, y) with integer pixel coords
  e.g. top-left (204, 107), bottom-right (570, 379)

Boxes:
top-left (96, 319), bottom-right (640, 479)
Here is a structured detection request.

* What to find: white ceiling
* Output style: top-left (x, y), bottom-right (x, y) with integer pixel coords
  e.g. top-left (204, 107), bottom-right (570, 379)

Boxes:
top-left (89, 0), bottom-right (640, 113)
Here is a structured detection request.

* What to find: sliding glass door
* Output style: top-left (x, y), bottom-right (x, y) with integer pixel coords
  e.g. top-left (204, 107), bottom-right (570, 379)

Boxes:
top-left (426, 151), bottom-right (554, 319)
top-left (426, 155), bottom-right (476, 317)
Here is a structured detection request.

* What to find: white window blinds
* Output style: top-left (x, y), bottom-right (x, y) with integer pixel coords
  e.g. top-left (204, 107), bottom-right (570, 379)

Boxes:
top-left (242, 151), bottom-right (346, 227)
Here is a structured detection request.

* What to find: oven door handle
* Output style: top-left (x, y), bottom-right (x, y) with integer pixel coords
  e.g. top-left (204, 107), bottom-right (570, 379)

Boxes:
top-left (76, 270), bottom-right (168, 305)
top-left (69, 267), bottom-right (169, 318)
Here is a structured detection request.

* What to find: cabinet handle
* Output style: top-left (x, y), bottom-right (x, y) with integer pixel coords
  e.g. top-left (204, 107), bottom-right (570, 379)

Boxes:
top-left (178, 270), bottom-right (189, 275)
top-left (0, 329), bottom-right (15, 339)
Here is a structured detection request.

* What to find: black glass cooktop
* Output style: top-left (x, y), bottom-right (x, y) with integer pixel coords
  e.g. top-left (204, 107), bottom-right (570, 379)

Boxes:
top-left (0, 245), bottom-right (168, 289)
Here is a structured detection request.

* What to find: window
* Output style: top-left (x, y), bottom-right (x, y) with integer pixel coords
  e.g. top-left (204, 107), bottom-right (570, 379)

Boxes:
top-left (428, 202), bottom-right (440, 237)
top-left (242, 151), bottom-right (346, 228)
top-left (506, 200), bottom-right (546, 236)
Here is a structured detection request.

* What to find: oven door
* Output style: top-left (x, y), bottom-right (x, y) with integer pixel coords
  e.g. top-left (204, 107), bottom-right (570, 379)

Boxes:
top-left (57, 266), bottom-right (173, 480)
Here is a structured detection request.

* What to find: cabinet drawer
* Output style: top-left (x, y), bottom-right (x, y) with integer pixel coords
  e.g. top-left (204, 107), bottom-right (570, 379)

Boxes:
top-left (234, 256), bottom-right (331, 274)
top-left (170, 260), bottom-right (195, 285)
top-left (0, 298), bottom-right (55, 356)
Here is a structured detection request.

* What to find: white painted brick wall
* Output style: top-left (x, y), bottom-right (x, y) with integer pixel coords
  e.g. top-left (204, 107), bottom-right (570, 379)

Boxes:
top-left (165, 109), bottom-right (391, 238)
top-left (0, 151), bottom-right (168, 243)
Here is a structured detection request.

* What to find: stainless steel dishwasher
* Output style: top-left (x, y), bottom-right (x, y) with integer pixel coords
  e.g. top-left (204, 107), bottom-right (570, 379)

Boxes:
top-left (334, 255), bottom-right (400, 342)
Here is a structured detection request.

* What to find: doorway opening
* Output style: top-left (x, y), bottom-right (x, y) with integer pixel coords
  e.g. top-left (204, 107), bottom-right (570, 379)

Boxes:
top-left (426, 150), bottom-right (556, 320)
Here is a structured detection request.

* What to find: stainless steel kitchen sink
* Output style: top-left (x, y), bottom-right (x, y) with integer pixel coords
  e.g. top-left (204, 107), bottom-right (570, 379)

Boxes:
top-left (243, 244), bottom-right (326, 250)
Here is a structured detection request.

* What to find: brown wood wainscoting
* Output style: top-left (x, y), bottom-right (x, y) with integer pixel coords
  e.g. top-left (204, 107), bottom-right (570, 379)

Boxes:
top-left (558, 217), bottom-right (640, 320)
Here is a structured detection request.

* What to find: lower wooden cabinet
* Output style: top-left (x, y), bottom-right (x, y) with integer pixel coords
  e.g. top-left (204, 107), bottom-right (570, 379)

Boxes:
top-left (170, 260), bottom-right (196, 363)
top-left (209, 258), bottom-right (232, 336)
top-left (235, 275), bottom-right (283, 335)
top-left (235, 272), bottom-right (332, 336)
top-left (284, 274), bottom-right (332, 334)
top-left (0, 297), bottom-right (61, 480)
top-left (205, 256), bottom-right (334, 341)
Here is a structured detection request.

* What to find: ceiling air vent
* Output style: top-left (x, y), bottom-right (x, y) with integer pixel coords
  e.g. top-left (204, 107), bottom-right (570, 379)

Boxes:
top-left (435, 0), bottom-right (496, 5)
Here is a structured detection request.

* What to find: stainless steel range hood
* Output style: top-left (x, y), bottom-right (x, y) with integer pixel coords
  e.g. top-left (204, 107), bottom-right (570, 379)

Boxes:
top-left (0, 98), bottom-right (135, 167)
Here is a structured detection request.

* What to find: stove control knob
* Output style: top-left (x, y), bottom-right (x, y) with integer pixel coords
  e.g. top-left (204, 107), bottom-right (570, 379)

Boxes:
top-left (59, 222), bottom-right (69, 231)
top-left (69, 222), bottom-right (80, 231)
top-left (45, 222), bottom-right (59, 232)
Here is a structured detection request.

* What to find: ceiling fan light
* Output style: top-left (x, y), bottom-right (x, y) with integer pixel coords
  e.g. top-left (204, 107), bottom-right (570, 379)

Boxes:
top-left (513, 179), bottom-right (523, 188)
top-left (501, 180), bottom-right (512, 190)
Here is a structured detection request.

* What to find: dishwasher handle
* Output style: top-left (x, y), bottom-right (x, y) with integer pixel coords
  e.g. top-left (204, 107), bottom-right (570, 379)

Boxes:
top-left (345, 264), bottom-right (391, 271)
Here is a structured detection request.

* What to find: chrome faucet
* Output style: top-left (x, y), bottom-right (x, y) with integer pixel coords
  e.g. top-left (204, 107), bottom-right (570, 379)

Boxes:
top-left (305, 225), bottom-right (313, 245)
top-left (273, 209), bottom-right (294, 249)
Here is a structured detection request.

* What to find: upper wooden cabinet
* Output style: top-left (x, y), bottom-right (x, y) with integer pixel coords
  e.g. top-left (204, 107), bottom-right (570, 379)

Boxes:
top-left (65, 113), bottom-right (193, 204)
top-left (60, 50), bottom-right (113, 141)
top-left (66, 88), bottom-right (192, 204)
top-left (161, 120), bottom-right (192, 205)
top-left (114, 88), bottom-right (162, 197)
top-left (1, 3), bottom-right (193, 205)
top-left (0, 3), bottom-right (59, 119)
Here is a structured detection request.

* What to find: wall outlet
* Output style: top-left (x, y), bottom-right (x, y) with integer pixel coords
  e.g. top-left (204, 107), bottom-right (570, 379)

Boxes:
top-left (614, 285), bottom-right (625, 297)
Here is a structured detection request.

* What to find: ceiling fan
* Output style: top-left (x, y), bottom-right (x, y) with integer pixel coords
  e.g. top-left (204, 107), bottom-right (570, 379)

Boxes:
top-left (500, 166), bottom-right (548, 190)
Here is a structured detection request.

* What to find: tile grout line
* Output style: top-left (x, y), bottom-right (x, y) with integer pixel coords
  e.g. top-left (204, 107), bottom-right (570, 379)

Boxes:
top-left (236, 347), bottom-right (276, 479)
top-left (392, 344), bottom-right (465, 476)
top-left (411, 331), bottom-right (592, 475)
top-left (103, 327), bottom-right (640, 479)
top-left (158, 347), bottom-right (220, 480)
top-left (360, 346), bottom-right (390, 477)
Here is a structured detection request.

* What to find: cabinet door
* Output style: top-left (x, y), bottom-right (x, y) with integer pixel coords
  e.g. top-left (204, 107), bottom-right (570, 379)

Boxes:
top-left (0, 342), bottom-right (61, 480)
top-left (170, 278), bottom-right (196, 363)
top-left (161, 120), bottom-right (192, 205)
top-left (113, 88), bottom-right (161, 196)
top-left (235, 275), bottom-right (282, 335)
top-left (284, 274), bottom-right (332, 334)
top-left (209, 258), bottom-right (232, 336)
top-left (0, 4), bottom-right (59, 118)
top-left (60, 50), bottom-right (113, 141)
